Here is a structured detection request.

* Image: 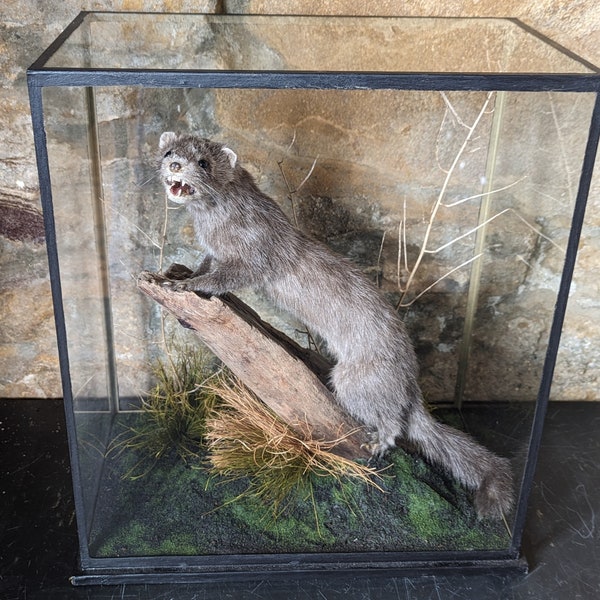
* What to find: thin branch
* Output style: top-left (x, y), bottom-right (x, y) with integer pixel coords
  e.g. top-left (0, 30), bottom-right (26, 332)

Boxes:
top-left (424, 208), bottom-right (512, 255)
top-left (278, 152), bottom-right (319, 229)
top-left (442, 176), bottom-right (527, 208)
top-left (296, 155), bottom-right (319, 194)
top-left (396, 92), bottom-right (560, 307)
top-left (509, 208), bottom-right (566, 253)
top-left (397, 220), bottom-right (404, 293)
top-left (158, 192), bottom-right (170, 271)
top-left (376, 230), bottom-right (387, 287)
top-left (398, 202), bottom-right (565, 306)
top-left (402, 199), bottom-right (408, 273)
top-left (399, 253), bottom-right (483, 308)
top-left (423, 206), bottom-right (565, 257)
top-left (434, 103), bottom-right (451, 175)
top-left (396, 198), bottom-right (409, 292)
top-left (277, 160), bottom-right (299, 227)
top-left (399, 92), bottom-right (495, 305)
top-left (101, 197), bottom-right (162, 249)
top-left (440, 91), bottom-right (470, 129)
top-left (285, 129), bottom-right (297, 154)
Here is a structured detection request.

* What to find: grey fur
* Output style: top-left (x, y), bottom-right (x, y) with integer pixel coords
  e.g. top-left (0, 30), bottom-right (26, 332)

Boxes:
top-left (157, 132), bottom-right (514, 519)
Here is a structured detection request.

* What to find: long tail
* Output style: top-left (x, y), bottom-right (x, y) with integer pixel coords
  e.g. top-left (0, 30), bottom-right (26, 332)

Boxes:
top-left (405, 404), bottom-right (514, 519)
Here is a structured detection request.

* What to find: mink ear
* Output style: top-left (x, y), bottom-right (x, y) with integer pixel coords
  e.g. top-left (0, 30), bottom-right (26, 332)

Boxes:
top-left (222, 147), bottom-right (237, 169)
top-left (159, 131), bottom-right (177, 150)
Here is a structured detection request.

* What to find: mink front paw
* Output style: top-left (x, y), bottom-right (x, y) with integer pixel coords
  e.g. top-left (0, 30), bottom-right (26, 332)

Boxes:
top-left (161, 277), bottom-right (213, 296)
top-left (161, 279), bottom-right (192, 292)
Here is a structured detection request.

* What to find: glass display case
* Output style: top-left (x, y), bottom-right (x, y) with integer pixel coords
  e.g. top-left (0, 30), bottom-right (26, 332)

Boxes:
top-left (27, 12), bottom-right (600, 584)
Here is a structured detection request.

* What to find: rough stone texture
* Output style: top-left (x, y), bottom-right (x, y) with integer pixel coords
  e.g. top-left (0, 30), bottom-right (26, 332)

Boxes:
top-left (1, 0), bottom-right (599, 401)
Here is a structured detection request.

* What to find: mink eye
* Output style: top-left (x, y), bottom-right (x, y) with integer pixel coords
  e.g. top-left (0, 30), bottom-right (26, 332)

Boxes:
top-left (198, 159), bottom-right (209, 169)
top-left (164, 150), bottom-right (172, 158)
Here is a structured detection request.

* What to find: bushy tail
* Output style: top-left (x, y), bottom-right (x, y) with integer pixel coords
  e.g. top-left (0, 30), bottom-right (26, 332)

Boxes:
top-left (406, 404), bottom-right (514, 519)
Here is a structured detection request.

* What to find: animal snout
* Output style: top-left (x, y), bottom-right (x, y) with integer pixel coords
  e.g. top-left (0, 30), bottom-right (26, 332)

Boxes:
top-left (169, 161), bottom-right (182, 172)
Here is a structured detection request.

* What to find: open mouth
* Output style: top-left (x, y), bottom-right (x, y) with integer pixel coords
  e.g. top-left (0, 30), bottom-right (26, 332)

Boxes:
top-left (166, 175), bottom-right (196, 198)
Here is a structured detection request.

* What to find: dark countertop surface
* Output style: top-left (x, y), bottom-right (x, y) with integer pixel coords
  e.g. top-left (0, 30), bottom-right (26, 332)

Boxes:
top-left (1, 399), bottom-right (599, 599)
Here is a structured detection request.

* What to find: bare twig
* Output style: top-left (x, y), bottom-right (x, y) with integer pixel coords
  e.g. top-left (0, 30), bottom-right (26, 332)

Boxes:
top-left (101, 197), bottom-right (162, 250)
top-left (400, 253), bottom-right (483, 308)
top-left (278, 152), bottom-right (319, 228)
top-left (395, 92), bottom-right (562, 308)
top-left (396, 204), bottom-right (565, 308)
top-left (376, 230), bottom-right (387, 287)
top-left (442, 176), bottom-right (527, 208)
top-left (296, 156), bottom-right (319, 194)
top-left (399, 92), bottom-right (495, 306)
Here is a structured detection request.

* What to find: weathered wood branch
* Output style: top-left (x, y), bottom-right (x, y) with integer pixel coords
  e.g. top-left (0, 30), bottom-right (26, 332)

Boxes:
top-left (137, 267), bottom-right (370, 460)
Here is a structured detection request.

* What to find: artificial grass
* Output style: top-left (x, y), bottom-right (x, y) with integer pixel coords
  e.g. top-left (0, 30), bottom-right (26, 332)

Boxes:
top-left (87, 411), bottom-right (511, 558)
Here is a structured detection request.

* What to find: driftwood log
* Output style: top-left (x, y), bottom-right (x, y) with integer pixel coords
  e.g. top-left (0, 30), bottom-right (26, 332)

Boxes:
top-left (137, 266), bottom-right (371, 460)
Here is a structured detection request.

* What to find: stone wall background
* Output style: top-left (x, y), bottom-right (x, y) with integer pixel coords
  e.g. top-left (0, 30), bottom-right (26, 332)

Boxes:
top-left (1, 0), bottom-right (599, 401)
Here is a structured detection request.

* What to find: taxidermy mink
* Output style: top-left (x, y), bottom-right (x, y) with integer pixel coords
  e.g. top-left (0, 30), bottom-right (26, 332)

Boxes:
top-left (156, 131), bottom-right (513, 519)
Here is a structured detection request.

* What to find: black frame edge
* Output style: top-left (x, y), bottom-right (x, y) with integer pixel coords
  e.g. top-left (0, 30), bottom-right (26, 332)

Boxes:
top-left (26, 76), bottom-right (94, 568)
top-left (509, 91), bottom-right (600, 553)
top-left (70, 556), bottom-right (528, 586)
top-left (28, 11), bottom-right (89, 71)
top-left (24, 69), bottom-right (600, 92)
top-left (510, 18), bottom-right (600, 74)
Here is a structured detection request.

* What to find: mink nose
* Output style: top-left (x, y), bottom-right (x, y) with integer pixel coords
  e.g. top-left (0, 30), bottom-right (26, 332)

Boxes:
top-left (169, 162), bottom-right (182, 172)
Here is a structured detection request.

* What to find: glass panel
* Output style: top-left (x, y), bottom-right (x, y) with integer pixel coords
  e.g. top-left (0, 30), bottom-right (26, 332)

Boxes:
top-left (43, 86), bottom-right (115, 411)
top-left (40, 82), bottom-right (595, 558)
top-left (92, 87), bottom-right (202, 404)
top-left (42, 13), bottom-right (595, 74)
top-left (43, 85), bottom-right (118, 533)
top-left (461, 91), bottom-right (595, 403)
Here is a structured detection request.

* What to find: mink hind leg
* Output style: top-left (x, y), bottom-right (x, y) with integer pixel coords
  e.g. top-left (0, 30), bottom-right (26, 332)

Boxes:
top-left (330, 360), bottom-right (412, 452)
top-left (331, 360), bottom-right (514, 518)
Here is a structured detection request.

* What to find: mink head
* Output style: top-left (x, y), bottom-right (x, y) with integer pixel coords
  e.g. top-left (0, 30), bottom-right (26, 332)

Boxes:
top-left (158, 132), bottom-right (238, 204)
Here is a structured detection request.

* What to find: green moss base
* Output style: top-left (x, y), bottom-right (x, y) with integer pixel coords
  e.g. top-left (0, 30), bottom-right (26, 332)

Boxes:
top-left (87, 409), bottom-right (516, 558)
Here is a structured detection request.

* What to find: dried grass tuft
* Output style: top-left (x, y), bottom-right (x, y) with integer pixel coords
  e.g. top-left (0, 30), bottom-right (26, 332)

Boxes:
top-left (114, 348), bottom-right (384, 526)
top-left (205, 376), bottom-right (384, 518)
top-left (112, 346), bottom-right (223, 478)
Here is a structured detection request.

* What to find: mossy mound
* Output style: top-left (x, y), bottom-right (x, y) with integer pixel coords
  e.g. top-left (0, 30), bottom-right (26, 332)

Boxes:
top-left (88, 412), bottom-right (511, 558)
